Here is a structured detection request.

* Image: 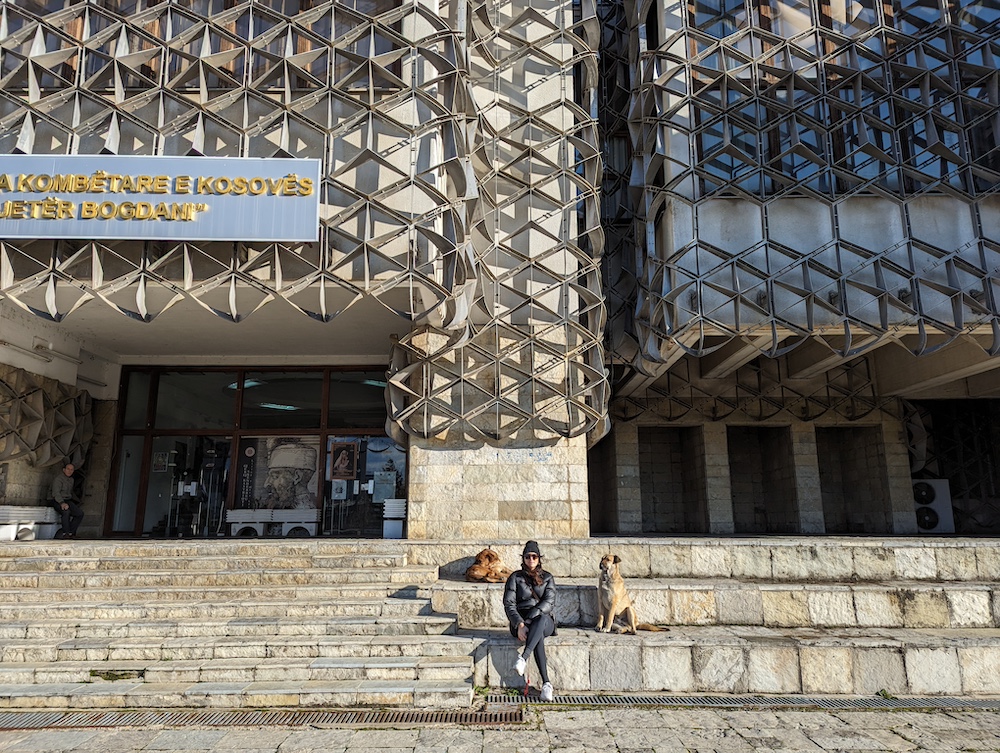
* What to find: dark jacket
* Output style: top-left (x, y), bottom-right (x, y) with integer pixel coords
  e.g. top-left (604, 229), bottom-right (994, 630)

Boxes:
top-left (503, 568), bottom-right (555, 632)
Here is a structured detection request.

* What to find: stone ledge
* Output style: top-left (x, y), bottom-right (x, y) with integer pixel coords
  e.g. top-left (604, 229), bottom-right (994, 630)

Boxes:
top-left (471, 626), bottom-right (1000, 696)
top-left (431, 579), bottom-right (1000, 630)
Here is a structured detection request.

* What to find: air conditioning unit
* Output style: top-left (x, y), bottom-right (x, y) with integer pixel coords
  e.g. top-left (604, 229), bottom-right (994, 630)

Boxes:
top-left (912, 479), bottom-right (955, 534)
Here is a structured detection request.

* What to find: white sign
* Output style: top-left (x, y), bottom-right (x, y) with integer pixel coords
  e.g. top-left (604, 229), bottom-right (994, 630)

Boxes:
top-left (0, 155), bottom-right (321, 241)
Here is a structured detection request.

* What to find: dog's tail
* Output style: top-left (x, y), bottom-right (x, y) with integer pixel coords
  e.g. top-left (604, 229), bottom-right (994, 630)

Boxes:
top-left (636, 623), bottom-right (669, 632)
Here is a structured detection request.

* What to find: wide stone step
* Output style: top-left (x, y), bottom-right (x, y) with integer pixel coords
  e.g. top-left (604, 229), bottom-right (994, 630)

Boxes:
top-left (0, 565), bottom-right (437, 589)
top-left (0, 615), bottom-right (460, 642)
top-left (480, 626), bottom-right (1000, 696)
top-left (0, 679), bottom-right (472, 709)
top-left (437, 578), bottom-right (1000, 630)
top-left (0, 553), bottom-right (411, 572)
top-left (0, 583), bottom-right (436, 605)
top-left (0, 541), bottom-right (410, 561)
top-left (0, 654), bottom-right (472, 685)
top-left (0, 633), bottom-right (471, 663)
top-left (0, 597), bottom-right (440, 622)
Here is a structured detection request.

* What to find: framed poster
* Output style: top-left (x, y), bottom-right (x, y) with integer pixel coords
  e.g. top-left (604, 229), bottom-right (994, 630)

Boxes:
top-left (328, 440), bottom-right (359, 480)
top-left (152, 452), bottom-right (169, 473)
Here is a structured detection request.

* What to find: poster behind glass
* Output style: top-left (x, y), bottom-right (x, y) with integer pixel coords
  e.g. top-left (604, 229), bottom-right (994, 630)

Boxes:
top-left (324, 436), bottom-right (406, 536)
top-left (236, 437), bottom-right (321, 510)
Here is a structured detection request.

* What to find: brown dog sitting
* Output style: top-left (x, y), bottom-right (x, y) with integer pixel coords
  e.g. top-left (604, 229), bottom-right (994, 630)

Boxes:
top-left (597, 554), bottom-right (668, 633)
top-left (465, 548), bottom-right (514, 583)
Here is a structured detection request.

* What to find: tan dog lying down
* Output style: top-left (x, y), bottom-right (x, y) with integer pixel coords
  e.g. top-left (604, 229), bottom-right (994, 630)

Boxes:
top-left (465, 548), bottom-right (514, 583)
top-left (597, 554), bottom-right (668, 633)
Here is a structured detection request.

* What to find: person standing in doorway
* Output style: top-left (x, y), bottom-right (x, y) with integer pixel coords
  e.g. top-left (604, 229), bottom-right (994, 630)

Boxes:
top-left (503, 540), bottom-right (556, 702)
top-left (49, 462), bottom-right (83, 539)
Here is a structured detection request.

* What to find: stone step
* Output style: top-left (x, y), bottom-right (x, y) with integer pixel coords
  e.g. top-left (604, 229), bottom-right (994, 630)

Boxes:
top-left (0, 633), bottom-right (471, 663)
top-left (1, 633), bottom-right (463, 664)
top-left (0, 553), bottom-right (411, 572)
top-left (0, 541), bottom-right (409, 561)
top-left (0, 679), bottom-right (472, 709)
top-left (437, 579), bottom-right (1000, 630)
top-left (0, 565), bottom-right (437, 589)
top-left (0, 583), bottom-right (437, 605)
top-left (0, 597), bottom-right (441, 622)
top-left (0, 616), bottom-right (460, 642)
top-left (479, 626), bottom-right (1000, 696)
top-left (0, 654), bottom-right (472, 685)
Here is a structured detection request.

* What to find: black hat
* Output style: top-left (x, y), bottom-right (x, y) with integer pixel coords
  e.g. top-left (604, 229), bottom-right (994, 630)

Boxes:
top-left (522, 540), bottom-right (542, 558)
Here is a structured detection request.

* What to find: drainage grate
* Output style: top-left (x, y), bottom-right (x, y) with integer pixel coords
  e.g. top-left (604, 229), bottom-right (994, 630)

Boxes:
top-left (487, 693), bottom-right (1000, 711)
top-left (0, 707), bottom-right (524, 731)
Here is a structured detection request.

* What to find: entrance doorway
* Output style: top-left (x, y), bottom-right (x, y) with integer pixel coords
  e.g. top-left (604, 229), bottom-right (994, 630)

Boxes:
top-left (106, 367), bottom-right (406, 538)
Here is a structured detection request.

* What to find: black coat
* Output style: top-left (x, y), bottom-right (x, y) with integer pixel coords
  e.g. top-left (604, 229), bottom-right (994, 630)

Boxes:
top-left (503, 568), bottom-right (555, 632)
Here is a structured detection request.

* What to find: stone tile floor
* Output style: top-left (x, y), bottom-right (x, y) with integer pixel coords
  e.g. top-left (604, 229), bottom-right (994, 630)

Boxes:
top-left (0, 707), bottom-right (999, 751)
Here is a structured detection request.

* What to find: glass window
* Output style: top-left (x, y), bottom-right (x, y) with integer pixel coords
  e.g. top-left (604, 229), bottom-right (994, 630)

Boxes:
top-left (122, 371), bottom-right (151, 429)
top-left (234, 436), bottom-right (321, 511)
top-left (154, 371), bottom-right (238, 429)
top-left (328, 371), bottom-right (389, 428)
top-left (241, 371), bottom-right (323, 430)
top-left (143, 435), bottom-right (231, 536)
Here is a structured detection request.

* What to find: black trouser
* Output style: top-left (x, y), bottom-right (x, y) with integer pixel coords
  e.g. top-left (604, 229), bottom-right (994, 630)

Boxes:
top-left (49, 499), bottom-right (83, 535)
top-left (514, 613), bottom-right (555, 684)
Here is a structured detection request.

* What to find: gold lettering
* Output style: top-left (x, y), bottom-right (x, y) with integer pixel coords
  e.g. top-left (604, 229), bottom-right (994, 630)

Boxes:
top-left (298, 177), bottom-right (314, 196)
top-left (135, 175), bottom-right (152, 193)
top-left (118, 202), bottom-right (135, 220)
top-left (16, 175), bottom-right (32, 192)
top-left (40, 198), bottom-right (58, 220)
top-left (175, 175), bottom-right (192, 194)
top-left (0, 174), bottom-right (11, 192)
top-left (119, 175), bottom-right (136, 192)
top-left (152, 175), bottom-right (169, 194)
top-left (232, 177), bottom-right (248, 195)
top-left (89, 171), bottom-right (108, 192)
top-left (196, 176), bottom-right (213, 194)
top-left (80, 202), bottom-right (98, 219)
top-left (98, 201), bottom-right (116, 219)
top-left (266, 178), bottom-right (283, 195)
top-left (57, 200), bottom-right (74, 219)
top-left (51, 175), bottom-right (73, 192)
top-left (248, 177), bottom-right (266, 195)
top-left (214, 177), bottom-right (231, 193)
top-left (135, 202), bottom-right (153, 219)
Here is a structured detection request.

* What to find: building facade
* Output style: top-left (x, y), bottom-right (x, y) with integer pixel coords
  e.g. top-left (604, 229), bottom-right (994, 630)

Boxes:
top-left (0, 0), bottom-right (998, 540)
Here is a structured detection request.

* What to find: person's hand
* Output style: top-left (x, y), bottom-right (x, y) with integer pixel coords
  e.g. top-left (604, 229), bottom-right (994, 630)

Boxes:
top-left (517, 623), bottom-right (527, 642)
top-left (60, 503), bottom-right (68, 511)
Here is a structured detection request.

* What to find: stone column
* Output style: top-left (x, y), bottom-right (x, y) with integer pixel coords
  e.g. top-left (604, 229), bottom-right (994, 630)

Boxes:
top-left (613, 422), bottom-right (642, 533)
top-left (407, 435), bottom-right (590, 540)
top-left (881, 415), bottom-right (918, 534)
top-left (700, 422), bottom-right (734, 534)
top-left (790, 422), bottom-right (825, 533)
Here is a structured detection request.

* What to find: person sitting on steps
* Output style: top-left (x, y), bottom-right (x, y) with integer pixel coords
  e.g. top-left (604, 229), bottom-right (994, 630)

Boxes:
top-left (48, 462), bottom-right (82, 539)
top-left (503, 540), bottom-right (556, 702)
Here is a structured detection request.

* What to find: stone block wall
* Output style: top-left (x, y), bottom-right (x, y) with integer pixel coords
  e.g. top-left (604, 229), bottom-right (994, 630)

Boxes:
top-left (406, 436), bottom-right (590, 540)
top-left (727, 426), bottom-right (798, 534)
top-left (818, 426), bottom-right (892, 533)
top-left (637, 427), bottom-right (706, 533)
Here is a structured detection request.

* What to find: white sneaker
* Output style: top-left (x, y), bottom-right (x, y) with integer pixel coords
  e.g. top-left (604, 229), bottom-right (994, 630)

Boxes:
top-left (541, 682), bottom-right (554, 702)
top-left (514, 656), bottom-right (527, 676)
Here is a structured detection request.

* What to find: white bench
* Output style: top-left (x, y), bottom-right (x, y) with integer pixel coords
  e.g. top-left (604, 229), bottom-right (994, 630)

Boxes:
top-left (225, 509), bottom-right (320, 537)
top-left (0, 505), bottom-right (59, 541)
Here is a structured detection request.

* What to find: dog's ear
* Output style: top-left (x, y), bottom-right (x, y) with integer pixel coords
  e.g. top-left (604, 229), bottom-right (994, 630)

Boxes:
top-left (613, 555), bottom-right (621, 564)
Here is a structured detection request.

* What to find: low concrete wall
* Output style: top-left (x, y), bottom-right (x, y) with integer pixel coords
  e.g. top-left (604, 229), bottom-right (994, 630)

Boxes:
top-left (474, 627), bottom-right (1000, 696)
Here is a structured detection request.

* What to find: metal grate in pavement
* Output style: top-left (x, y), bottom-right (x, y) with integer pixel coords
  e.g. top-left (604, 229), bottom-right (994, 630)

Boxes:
top-left (0, 708), bottom-right (524, 730)
top-left (488, 693), bottom-right (1000, 710)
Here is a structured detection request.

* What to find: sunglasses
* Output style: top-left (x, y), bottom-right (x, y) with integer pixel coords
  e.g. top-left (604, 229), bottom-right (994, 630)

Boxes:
top-left (524, 553), bottom-right (539, 560)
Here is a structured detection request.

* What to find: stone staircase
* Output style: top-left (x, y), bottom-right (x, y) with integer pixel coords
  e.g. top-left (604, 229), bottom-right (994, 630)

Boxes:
top-left (2, 537), bottom-right (998, 709)
top-left (0, 542), bottom-right (475, 710)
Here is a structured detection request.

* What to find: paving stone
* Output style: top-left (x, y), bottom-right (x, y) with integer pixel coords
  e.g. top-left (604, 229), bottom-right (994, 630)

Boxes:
top-left (904, 647), bottom-right (962, 694)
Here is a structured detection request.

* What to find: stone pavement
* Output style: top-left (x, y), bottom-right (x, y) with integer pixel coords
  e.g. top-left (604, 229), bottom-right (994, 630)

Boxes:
top-left (0, 707), bottom-right (999, 751)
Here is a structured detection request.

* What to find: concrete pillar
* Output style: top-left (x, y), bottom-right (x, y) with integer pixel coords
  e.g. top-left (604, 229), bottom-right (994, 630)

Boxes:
top-left (790, 422), bottom-right (825, 534)
top-left (407, 435), bottom-right (590, 540)
top-left (701, 422), bottom-right (734, 534)
top-left (613, 422), bottom-right (642, 533)
top-left (881, 415), bottom-right (918, 534)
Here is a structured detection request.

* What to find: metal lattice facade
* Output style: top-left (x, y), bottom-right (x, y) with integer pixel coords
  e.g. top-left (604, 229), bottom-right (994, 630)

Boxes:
top-left (0, 0), bottom-right (607, 445)
top-left (605, 0), bottom-right (1000, 378)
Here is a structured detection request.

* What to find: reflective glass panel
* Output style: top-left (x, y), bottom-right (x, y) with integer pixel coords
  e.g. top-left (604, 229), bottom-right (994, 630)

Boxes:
top-left (122, 372), bottom-right (151, 429)
top-left (241, 372), bottom-right (323, 430)
top-left (143, 435), bottom-right (231, 536)
top-left (154, 372), bottom-right (238, 429)
top-left (328, 371), bottom-right (388, 428)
